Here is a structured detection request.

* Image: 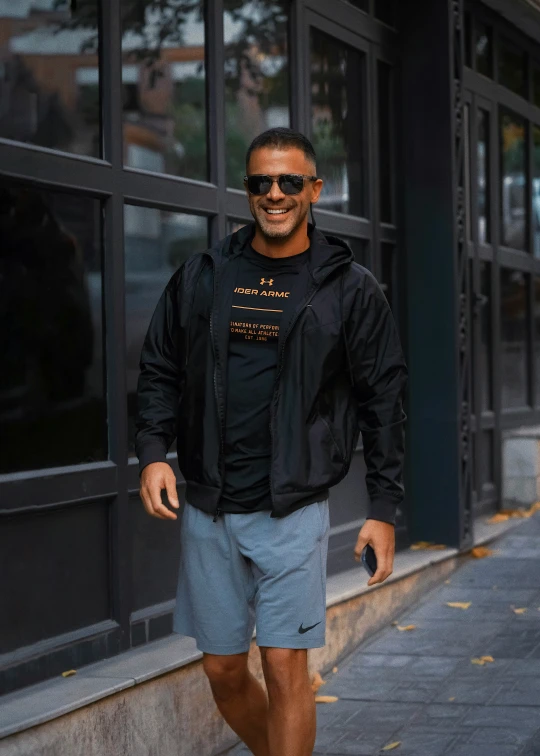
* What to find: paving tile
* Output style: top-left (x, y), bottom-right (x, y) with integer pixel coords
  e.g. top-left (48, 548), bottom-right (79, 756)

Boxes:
top-left (441, 746), bottom-right (522, 756)
top-left (460, 704), bottom-right (540, 730)
top-left (432, 679), bottom-right (503, 704)
top-left (378, 729), bottom-right (456, 756)
top-left (466, 726), bottom-right (537, 746)
top-left (489, 677), bottom-right (540, 706)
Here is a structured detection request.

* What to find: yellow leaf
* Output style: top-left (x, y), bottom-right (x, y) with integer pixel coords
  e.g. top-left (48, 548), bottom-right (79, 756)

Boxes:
top-left (311, 672), bottom-right (326, 693)
top-left (444, 579), bottom-right (451, 584)
top-left (479, 656), bottom-right (494, 663)
top-left (513, 607), bottom-right (527, 614)
top-left (315, 695), bottom-right (339, 703)
top-left (448, 697), bottom-right (456, 701)
top-left (470, 546), bottom-right (493, 558)
top-left (487, 513), bottom-right (509, 523)
top-left (471, 658), bottom-right (485, 665)
top-left (61, 669), bottom-right (77, 677)
top-left (381, 742), bottom-right (401, 751)
top-left (410, 541), bottom-right (434, 550)
top-left (396, 624), bottom-right (416, 631)
top-left (445, 602), bottom-right (471, 609)
top-left (332, 666), bottom-right (338, 674)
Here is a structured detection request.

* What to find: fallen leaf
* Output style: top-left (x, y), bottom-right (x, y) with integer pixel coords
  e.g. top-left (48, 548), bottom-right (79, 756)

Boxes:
top-left (479, 656), bottom-right (494, 663)
top-left (445, 602), bottom-right (471, 609)
top-left (396, 624), bottom-right (416, 631)
top-left (410, 541), bottom-right (435, 550)
top-left (381, 742), bottom-right (401, 751)
top-left (61, 669), bottom-right (77, 677)
top-left (315, 695), bottom-right (339, 703)
top-left (448, 697), bottom-right (456, 701)
top-left (512, 607), bottom-right (527, 614)
top-left (444, 579), bottom-right (451, 584)
top-left (487, 513), bottom-right (509, 523)
top-left (470, 546), bottom-right (493, 558)
top-left (311, 672), bottom-right (326, 693)
top-left (332, 666), bottom-right (338, 674)
top-left (471, 658), bottom-right (486, 665)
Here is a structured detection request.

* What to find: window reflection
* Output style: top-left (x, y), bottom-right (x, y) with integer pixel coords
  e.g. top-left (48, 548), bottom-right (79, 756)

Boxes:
top-left (311, 29), bottom-right (365, 216)
top-left (475, 22), bottom-right (492, 78)
top-left (0, 1), bottom-right (100, 157)
top-left (499, 39), bottom-right (526, 98)
top-left (0, 182), bottom-right (105, 473)
top-left (500, 268), bottom-right (529, 409)
top-left (121, 0), bottom-right (207, 181)
top-left (479, 262), bottom-right (492, 411)
top-left (533, 126), bottom-right (540, 259)
top-left (477, 110), bottom-right (490, 244)
top-left (224, 0), bottom-right (290, 190)
top-left (378, 61), bottom-right (393, 224)
top-left (500, 112), bottom-right (526, 250)
top-left (125, 207), bottom-right (208, 453)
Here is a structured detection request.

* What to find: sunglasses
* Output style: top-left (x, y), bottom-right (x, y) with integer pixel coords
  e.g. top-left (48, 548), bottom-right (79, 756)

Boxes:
top-left (244, 173), bottom-right (318, 196)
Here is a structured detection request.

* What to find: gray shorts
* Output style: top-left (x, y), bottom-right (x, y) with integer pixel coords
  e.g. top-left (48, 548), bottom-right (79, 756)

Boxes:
top-left (172, 498), bottom-right (330, 655)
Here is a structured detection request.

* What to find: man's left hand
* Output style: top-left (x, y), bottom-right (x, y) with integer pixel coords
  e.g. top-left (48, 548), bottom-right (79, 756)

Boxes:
top-left (354, 519), bottom-right (395, 586)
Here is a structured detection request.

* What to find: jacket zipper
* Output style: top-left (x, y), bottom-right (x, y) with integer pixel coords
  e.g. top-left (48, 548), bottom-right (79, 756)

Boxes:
top-left (206, 253), bottom-right (226, 522)
top-left (269, 265), bottom-right (348, 510)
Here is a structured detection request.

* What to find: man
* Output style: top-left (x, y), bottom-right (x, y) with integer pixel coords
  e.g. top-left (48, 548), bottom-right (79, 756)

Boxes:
top-left (135, 127), bottom-right (407, 756)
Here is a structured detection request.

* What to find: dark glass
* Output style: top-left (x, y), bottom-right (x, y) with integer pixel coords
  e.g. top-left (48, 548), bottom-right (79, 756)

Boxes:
top-left (475, 22), bottom-right (493, 78)
top-left (224, 0), bottom-right (290, 189)
top-left (0, 182), bottom-right (106, 474)
top-left (378, 61), bottom-right (393, 224)
top-left (536, 276), bottom-right (540, 406)
top-left (477, 110), bottom-right (490, 244)
top-left (125, 207), bottom-right (208, 454)
top-left (342, 237), bottom-right (368, 267)
top-left (479, 262), bottom-right (493, 411)
top-left (498, 39), bottom-right (526, 98)
top-left (121, 0), bottom-right (207, 180)
top-left (533, 68), bottom-right (540, 108)
top-left (465, 105), bottom-right (472, 240)
top-left (464, 12), bottom-right (472, 68)
top-left (345, 0), bottom-right (368, 11)
top-left (533, 126), bottom-right (540, 258)
top-left (0, 1), bottom-right (100, 156)
top-left (374, 0), bottom-right (396, 27)
top-left (245, 174), bottom-right (316, 195)
top-left (500, 112), bottom-right (527, 250)
top-left (479, 431), bottom-right (494, 487)
top-left (500, 268), bottom-right (529, 409)
top-left (311, 29), bottom-right (366, 216)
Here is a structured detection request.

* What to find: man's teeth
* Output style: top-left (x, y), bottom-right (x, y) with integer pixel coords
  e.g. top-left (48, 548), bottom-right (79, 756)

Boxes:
top-left (266, 209), bottom-right (289, 214)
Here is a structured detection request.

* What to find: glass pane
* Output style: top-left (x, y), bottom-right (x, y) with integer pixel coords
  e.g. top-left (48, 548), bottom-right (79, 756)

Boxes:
top-left (0, 1), bottom-right (101, 157)
top-left (311, 28), bottom-right (365, 216)
top-left (465, 105), bottom-right (471, 241)
top-left (125, 207), bottom-right (208, 453)
top-left (479, 430), bottom-right (494, 487)
top-left (475, 22), bottom-right (492, 78)
top-left (341, 237), bottom-right (368, 267)
top-left (478, 109), bottom-right (490, 244)
top-left (536, 276), bottom-right (540, 406)
top-left (499, 39), bottom-right (526, 98)
top-left (0, 181), bottom-right (105, 473)
top-left (479, 262), bottom-right (493, 411)
top-left (533, 68), bottom-right (540, 108)
top-left (464, 12), bottom-right (472, 68)
top-left (500, 112), bottom-right (527, 250)
top-left (224, 0), bottom-right (290, 190)
top-left (121, 1), bottom-right (207, 180)
top-left (374, 0), bottom-right (396, 26)
top-left (500, 268), bottom-right (529, 409)
top-left (228, 218), bottom-right (249, 234)
top-left (533, 126), bottom-right (540, 259)
top-left (344, 0), bottom-right (368, 11)
top-left (378, 61), bottom-right (393, 223)
top-left (381, 243), bottom-right (396, 312)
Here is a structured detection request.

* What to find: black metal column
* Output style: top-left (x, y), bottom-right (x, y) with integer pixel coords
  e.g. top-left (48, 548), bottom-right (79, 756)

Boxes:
top-left (400, 0), bottom-right (473, 549)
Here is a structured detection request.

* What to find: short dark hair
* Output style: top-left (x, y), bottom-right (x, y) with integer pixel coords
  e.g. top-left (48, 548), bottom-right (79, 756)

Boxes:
top-left (245, 127), bottom-right (317, 170)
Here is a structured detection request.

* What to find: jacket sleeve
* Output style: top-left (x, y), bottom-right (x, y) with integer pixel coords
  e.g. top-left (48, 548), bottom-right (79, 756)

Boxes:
top-left (134, 270), bottom-right (183, 476)
top-left (346, 269), bottom-right (408, 526)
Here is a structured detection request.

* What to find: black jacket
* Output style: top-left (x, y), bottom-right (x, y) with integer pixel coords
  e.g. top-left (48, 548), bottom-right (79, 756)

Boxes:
top-left (135, 222), bottom-right (408, 525)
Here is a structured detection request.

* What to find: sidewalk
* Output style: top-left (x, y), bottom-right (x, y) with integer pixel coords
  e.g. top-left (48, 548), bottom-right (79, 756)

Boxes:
top-left (227, 510), bottom-right (540, 756)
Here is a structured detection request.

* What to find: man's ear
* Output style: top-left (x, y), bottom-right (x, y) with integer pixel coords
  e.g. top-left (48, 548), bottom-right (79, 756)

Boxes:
top-left (311, 178), bottom-right (323, 204)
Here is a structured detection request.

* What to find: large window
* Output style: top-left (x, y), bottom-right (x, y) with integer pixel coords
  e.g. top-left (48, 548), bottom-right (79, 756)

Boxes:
top-left (500, 268), bottom-right (530, 409)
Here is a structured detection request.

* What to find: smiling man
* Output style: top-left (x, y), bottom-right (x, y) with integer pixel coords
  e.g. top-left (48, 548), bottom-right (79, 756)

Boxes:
top-left (135, 128), bottom-right (408, 756)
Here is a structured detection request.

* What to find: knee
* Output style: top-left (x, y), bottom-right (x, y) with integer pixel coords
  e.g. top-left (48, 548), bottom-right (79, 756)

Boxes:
top-left (260, 647), bottom-right (307, 695)
top-left (202, 653), bottom-right (249, 700)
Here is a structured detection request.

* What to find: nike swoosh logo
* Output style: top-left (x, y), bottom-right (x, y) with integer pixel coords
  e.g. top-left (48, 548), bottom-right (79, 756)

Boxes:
top-left (298, 621), bottom-right (322, 634)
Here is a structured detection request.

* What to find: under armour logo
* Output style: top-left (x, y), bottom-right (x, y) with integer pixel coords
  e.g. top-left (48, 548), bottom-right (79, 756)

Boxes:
top-left (260, 278), bottom-right (274, 286)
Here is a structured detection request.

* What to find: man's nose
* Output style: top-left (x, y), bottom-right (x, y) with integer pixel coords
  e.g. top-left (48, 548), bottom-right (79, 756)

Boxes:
top-left (267, 179), bottom-right (286, 201)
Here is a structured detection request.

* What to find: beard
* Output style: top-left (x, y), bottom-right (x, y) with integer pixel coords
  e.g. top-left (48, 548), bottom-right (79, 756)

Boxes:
top-left (252, 203), bottom-right (310, 239)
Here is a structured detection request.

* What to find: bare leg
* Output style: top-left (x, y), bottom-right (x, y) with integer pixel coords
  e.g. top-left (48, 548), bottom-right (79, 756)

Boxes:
top-left (202, 652), bottom-right (270, 756)
top-left (260, 647), bottom-right (316, 756)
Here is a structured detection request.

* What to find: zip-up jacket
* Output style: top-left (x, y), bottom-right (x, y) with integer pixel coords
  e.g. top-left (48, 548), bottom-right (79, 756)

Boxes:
top-left (135, 222), bottom-right (408, 525)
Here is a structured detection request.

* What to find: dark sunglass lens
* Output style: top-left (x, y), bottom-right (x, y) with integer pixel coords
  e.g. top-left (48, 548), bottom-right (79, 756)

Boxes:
top-left (247, 176), bottom-right (272, 195)
top-left (279, 175), bottom-right (304, 194)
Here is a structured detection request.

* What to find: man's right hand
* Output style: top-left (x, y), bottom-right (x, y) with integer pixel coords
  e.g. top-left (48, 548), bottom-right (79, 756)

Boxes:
top-left (140, 462), bottom-right (180, 520)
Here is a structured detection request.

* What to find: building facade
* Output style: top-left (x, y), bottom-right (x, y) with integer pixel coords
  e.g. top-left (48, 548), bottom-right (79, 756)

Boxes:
top-left (0, 0), bottom-right (539, 695)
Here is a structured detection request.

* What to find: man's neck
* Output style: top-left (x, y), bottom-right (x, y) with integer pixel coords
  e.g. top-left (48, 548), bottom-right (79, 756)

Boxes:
top-left (251, 223), bottom-right (310, 259)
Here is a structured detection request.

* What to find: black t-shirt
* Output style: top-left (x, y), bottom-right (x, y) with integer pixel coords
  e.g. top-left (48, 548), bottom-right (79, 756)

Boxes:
top-left (219, 243), bottom-right (310, 512)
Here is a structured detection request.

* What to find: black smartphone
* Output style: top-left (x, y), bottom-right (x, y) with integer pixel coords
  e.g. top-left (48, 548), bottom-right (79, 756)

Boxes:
top-left (361, 544), bottom-right (377, 577)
